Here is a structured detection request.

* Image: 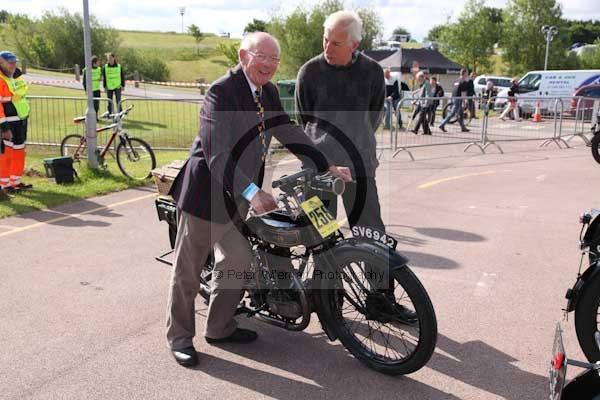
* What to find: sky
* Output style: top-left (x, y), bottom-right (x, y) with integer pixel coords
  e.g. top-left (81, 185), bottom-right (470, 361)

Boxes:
top-left (4, 0), bottom-right (600, 42)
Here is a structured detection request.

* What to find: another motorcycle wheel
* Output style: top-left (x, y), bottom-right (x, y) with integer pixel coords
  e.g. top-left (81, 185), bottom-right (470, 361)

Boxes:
top-left (590, 134), bottom-right (600, 165)
top-left (574, 272), bottom-right (600, 362)
top-left (323, 250), bottom-right (437, 375)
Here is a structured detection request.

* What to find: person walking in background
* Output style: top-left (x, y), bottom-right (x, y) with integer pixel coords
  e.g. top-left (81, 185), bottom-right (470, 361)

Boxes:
top-left (0, 50), bottom-right (32, 198)
top-left (500, 78), bottom-right (521, 121)
top-left (467, 71), bottom-right (477, 119)
top-left (82, 55), bottom-right (103, 118)
top-left (102, 53), bottom-right (124, 115)
top-left (482, 79), bottom-right (496, 111)
top-left (428, 76), bottom-right (444, 126)
top-left (383, 68), bottom-right (400, 130)
top-left (411, 71), bottom-right (432, 135)
top-left (439, 68), bottom-right (470, 133)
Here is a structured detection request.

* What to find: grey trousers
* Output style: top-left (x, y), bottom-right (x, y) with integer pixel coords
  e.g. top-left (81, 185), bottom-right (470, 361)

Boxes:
top-left (166, 209), bottom-right (252, 350)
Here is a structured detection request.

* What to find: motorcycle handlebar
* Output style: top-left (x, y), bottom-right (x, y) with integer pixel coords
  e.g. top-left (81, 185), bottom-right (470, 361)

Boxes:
top-left (272, 169), bottom-right (345, 196)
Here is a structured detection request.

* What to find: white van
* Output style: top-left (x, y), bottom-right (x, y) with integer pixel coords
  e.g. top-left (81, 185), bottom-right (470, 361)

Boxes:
top-left (496, 70), bottom-right (600, 114)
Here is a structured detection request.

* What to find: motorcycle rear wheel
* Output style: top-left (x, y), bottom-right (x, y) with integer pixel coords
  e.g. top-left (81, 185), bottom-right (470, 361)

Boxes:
top-left (322, 249), bottom-right (437, 375)
top-left (574, 272), bottom-right (600, 362)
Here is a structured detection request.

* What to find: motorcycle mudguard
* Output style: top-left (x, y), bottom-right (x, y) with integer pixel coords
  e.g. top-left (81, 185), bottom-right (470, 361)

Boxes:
top-left (311, 239), bottom-right (410, 341)
top-left (566, 263), bottom-right (600, 312)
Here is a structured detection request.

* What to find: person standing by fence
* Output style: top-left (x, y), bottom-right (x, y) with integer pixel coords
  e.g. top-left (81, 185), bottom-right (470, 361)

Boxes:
top-left (500, 78), bottom-right (521, 121)
top-left (383, 68), bottom-right (400, 130)
top-left (0, 50), bottom-right (32, 198)
top-left (82, 55), bottom-right (103, 118)
top-left (102, 53), bottom-right (124, 115)
top-left (428, 77), bottom-right (444, 126)
top-left (467, 71), bottom-right (477, 119)
top-left (411, 71), bottom-right (432, 135)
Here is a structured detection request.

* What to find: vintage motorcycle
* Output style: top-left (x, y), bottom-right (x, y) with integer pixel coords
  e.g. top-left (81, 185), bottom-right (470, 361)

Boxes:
top-left (156, 169), bottom-right (438, 375)
top-left (549, 209), bottom-right (600, 399)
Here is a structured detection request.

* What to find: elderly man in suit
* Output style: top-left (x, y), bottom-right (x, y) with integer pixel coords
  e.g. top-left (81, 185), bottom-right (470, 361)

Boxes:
top-left (166, 32), bottom-right (351, 368)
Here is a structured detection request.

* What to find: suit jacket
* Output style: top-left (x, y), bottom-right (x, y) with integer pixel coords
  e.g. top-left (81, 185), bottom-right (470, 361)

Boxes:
top-left (169, 65), bottom-right (329, 223)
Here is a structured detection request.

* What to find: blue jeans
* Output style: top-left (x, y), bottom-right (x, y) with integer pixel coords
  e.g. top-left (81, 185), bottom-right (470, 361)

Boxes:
top-left (440, 98), bottom-right (466, 130)
top-left (383, 98), bottom-right (399, 128)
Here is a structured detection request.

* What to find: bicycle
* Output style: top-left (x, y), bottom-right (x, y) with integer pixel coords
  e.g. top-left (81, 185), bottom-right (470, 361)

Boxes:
top-left (441, 99), bottom-right (475, 126)
top-left (60, 105), bottom-right (156, 180)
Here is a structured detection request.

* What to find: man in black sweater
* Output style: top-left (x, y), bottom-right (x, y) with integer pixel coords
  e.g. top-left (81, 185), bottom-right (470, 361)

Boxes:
top-left (295, 10), bottom-right (386, 232)
top-left (439, 69), bottom-right (470, 133)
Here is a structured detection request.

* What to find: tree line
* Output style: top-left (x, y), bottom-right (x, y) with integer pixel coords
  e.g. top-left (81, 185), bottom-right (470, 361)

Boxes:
top-left (0, 8), bottom-right (170, 81)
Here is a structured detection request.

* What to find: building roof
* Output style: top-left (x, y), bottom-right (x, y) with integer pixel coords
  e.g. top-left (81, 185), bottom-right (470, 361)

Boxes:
top-left (363, 48), bottom-right (464, 74)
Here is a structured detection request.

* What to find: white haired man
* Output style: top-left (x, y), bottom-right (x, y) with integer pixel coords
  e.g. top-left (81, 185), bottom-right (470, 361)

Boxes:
top-left (166, 32), bottom-right (351, 368)
top-left (295, 10), bottom-right (386, 233)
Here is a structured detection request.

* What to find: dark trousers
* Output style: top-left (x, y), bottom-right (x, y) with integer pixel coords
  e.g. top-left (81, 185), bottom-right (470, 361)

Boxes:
top-left (320, 177), bottom-right (385, 232)
top-left (92, 90), bottom-right (101, 115)
top-left (414, 106), bottom-right (431, 135)
top-left (106, 88), bottom-right (122, 114)
top-left (428, 104), bottom-right (439, 125)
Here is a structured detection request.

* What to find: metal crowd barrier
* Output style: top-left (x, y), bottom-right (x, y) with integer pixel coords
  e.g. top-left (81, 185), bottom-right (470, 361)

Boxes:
top-left (27, 96), bottom-right (113, 148)
top-left (26, 95), bottom-right (597, 158)
top-left (387, 95), bottom-right (595, 160)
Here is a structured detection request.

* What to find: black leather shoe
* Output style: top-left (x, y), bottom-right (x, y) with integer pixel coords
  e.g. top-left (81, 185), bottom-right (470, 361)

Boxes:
top-left (205, 328), bottom-right (258, 344)
top-left (171, 346), bottom-right (199, 367)
top-left (438, 125), bottom-right (447, 132)
top-left (461, 128), bottom-right (470, 132)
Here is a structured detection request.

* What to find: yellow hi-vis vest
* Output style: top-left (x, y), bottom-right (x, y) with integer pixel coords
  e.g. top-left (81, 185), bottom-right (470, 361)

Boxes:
top-left (0, 72), bottom-right (30, 120)
top-left (83, 66), bottom-right (102, 91)
top-left (104, 64), bottom-right (122, 90)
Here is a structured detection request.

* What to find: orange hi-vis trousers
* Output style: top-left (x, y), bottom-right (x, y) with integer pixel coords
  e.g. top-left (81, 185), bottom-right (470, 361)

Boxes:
top-left (0, 119), bottom-right (27, 189)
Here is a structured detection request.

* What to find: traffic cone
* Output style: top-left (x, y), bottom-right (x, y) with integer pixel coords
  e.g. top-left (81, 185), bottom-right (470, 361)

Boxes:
top-left (533, 101), bottom-right (542, 122)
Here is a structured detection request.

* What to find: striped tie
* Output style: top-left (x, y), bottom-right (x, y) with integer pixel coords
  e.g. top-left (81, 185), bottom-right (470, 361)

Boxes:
top-left (253, 89), bottom-right (268, 162)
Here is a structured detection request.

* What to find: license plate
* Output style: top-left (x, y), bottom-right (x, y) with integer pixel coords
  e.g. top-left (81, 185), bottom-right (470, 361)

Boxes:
top-left (549, 323), bottom-right (567, 400)
top-left (300, 196), bottom-right (339, 238)
top-left (351, 225), bottom-right (398, 250)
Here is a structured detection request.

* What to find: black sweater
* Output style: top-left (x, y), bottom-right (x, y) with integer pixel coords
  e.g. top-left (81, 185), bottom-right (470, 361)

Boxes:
top-left (295, 53), bottom-right (385, 177)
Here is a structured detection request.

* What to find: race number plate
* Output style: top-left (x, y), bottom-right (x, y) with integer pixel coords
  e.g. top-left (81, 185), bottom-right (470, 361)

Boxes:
top-left (549, 322), bottom-right (567, 400)
top-left (351, 225), bottom-right (398, 250)
top-left (300, 196), bottom-right (339, 238)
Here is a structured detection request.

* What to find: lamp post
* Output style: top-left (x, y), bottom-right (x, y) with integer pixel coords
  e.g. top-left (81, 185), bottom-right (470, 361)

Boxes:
top-left (541, 25), bottom-right (558, 71)
top-left (179, 7), bottom-right (186, 34)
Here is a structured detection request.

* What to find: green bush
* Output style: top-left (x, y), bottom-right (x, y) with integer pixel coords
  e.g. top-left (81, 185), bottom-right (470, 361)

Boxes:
top-left (118, 48), bottom-right (170, 82)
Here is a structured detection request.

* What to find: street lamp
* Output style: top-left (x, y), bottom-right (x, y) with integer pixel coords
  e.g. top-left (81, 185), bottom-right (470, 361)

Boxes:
top-left (541, 25), bottom-right (558, 71)
top-left (179, 7), bottom-right (186, 34)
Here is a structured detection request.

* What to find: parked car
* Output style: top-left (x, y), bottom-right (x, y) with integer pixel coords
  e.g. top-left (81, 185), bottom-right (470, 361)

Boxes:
top-left (568, 84), bottom-right (600, 120)
top-left (473, 75), bottom-right (512, 96)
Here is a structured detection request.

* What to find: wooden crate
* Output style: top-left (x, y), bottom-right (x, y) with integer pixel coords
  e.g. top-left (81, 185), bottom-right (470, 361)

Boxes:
top-left (151, 159), bottom-right (186, 195)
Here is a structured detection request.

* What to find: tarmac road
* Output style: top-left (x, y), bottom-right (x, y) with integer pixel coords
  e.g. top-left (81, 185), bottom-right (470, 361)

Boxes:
top-left (1, 140), bottom-right (597, 399)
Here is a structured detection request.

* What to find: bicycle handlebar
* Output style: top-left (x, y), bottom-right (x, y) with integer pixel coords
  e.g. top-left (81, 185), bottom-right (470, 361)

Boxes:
top-left (272, 169), bottom-right (345, 196)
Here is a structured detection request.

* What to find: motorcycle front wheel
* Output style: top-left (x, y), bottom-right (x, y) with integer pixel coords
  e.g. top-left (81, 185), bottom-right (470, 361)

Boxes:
top-left (574, 272), bottom-right (600, 362)
top-left (321, 249), bottom-right (437, 375)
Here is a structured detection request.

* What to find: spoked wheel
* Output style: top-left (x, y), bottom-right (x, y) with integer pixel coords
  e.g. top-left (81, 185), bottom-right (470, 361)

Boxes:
top-left (116, 137), bottom-right (156, 180)
top-left (441, 103), bottom-right (472, 126)
top-left (323, 250), bottom-right (437, 375)
top-left (60, 134), bottom-right (87, 172)
top-left (590, 134), bottom-right (600, 165)
top-left (574, 272), bottom-right (600, 363)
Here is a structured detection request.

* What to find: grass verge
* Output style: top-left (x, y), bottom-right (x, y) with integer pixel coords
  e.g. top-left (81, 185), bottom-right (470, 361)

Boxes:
top-left (0, 147), bottom-right (188, 219)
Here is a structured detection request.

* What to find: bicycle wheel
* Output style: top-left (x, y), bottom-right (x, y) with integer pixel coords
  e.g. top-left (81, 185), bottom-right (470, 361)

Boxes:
top-left (60, 134), bottom-right (86, 160)
top-left (116, 137), bottom-right (156, 180)
top-left (442, 103), bottom-right (458, 124)
top-left (322, 249), bottom-right (437, 375)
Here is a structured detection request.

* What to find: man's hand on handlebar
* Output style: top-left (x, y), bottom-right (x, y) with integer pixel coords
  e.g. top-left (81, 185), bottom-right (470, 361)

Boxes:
top-left (328, 166), bottom-right (352, 182)
top-left (250, 190), bottom-right (279, 216)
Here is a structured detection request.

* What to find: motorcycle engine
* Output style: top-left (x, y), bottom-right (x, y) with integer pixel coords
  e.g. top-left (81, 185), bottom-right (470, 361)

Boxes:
top-left (261, 247), bottom-right (303, 320)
